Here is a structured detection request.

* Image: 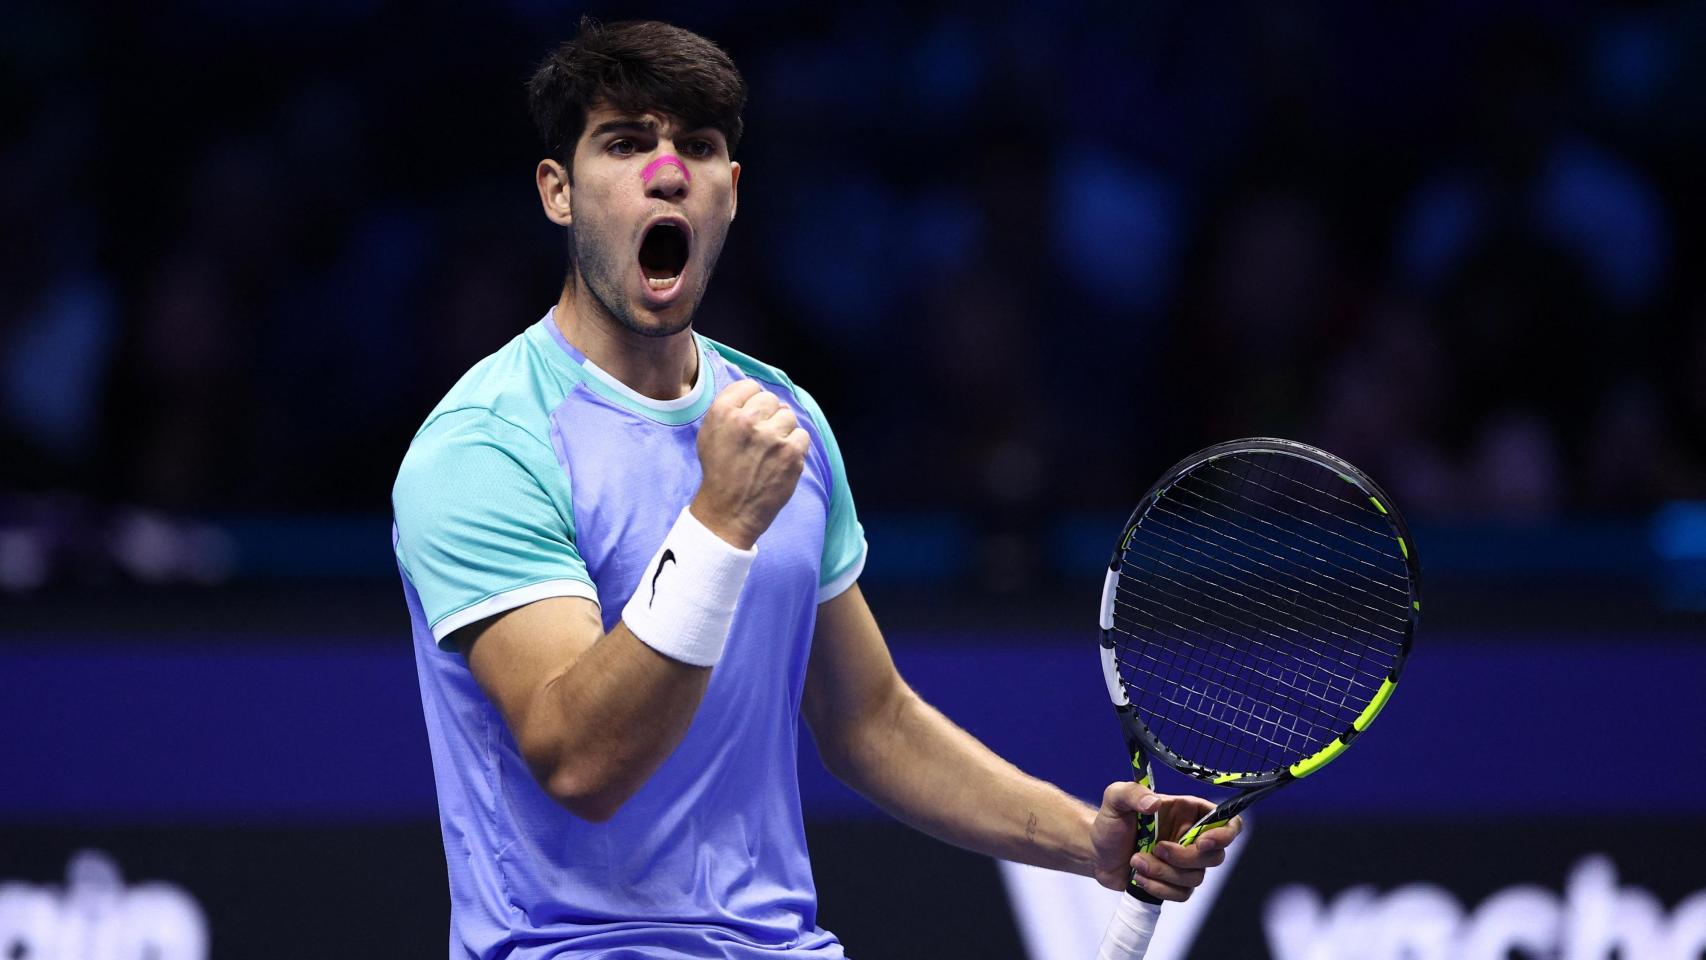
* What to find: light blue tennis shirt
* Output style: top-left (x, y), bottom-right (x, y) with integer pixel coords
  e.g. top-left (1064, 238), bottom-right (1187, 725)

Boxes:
top-left (392, 309), bottom-right (866, 959)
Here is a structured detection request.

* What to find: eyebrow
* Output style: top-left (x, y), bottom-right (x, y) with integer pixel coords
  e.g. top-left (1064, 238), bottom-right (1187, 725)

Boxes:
top-left (588, 117), bottom-right (659, 139)
top-left (587, 117), bottom-right (718, 141)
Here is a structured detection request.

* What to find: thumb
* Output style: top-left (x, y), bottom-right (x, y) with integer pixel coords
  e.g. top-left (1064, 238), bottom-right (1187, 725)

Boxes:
top-left (1101, 780), bottom-right (1169, 817)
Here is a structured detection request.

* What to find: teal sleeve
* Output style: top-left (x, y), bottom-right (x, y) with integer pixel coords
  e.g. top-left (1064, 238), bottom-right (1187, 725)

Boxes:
top-left (392, 409), bottom-right (598, 649)
top-left (794, 387), bottom-right (867, 602)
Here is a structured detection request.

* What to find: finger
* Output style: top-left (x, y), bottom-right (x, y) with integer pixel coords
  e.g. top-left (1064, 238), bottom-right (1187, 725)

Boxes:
top-left (764, 405), bottom-right (799, 434)
top-left (1153, 840), bottom-right (1226, 870)
top-left (716, 379), bottom-right (761, 407)
top-left (742, 390), bottom-right (781, 418)
top-left (1099, 781), bottom-right (1164, 818)
top-left (1127, 863), bottom-right (1195, 903)
top-left (1131, 852), bottom-right (1206, 889)
top-left (784, 426), bottom-right (811, 455)
top-left (1163, 794), bottom-right (1218, 822)
top-left (1189, 815), bottom-right (1243, 854)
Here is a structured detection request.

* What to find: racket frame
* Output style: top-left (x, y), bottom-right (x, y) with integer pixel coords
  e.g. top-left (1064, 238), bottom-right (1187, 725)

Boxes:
top-left (1097, 437), bottom-right (1421, 894)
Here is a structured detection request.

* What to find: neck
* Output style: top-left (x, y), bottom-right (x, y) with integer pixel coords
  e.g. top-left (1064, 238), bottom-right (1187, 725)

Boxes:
top-left (554, 283), bottom-right (699, 401)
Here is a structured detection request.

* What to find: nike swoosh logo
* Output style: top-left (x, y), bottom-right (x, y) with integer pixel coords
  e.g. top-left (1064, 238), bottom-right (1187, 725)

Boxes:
top-left (649, 550), bottom-right (676, 607)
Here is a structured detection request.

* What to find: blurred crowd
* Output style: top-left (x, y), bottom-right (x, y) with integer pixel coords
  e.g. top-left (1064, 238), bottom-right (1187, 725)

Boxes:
top-left (4, 1), bottom-right (1706, 587)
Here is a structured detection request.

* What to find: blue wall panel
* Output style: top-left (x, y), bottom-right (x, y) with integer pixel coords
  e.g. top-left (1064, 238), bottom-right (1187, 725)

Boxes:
top-left (4, 634), bottom-right (1702, 821)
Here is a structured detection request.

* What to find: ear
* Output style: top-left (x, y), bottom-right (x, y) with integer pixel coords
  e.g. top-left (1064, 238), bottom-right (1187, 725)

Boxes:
top-left (728, 161), bottom-right (741, 222)
top-left (536, 158), bottom-right (573, 227)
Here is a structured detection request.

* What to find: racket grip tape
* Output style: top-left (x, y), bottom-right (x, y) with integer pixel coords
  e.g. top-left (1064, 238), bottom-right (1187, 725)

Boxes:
top-left (1125, 755), bottom-right (1163, 901)
top-left (1097, 891), bottom-right (1162, 959)
top-left (1179, 816), bottom-right (1230, 847)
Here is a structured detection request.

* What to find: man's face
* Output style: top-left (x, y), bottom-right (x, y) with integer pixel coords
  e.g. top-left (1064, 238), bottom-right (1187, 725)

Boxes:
top-left (565, 104), bottom-right (740, 338)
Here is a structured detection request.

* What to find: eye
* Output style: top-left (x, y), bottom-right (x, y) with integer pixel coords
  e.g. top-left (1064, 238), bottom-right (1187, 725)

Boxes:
top-left (608, 139), bottom-right (636, 157)
top-left (684, 139), bottom-right (715, 159)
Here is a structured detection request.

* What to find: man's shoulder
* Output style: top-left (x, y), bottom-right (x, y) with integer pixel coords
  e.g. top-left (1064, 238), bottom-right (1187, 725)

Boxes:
top-left (701, 336), bottom-right (846, 441)
top-left (392, 334), bottom-right (571, 519)
top-left (701, 335), bottom-right (811, 400)
top-left (411, 323), bottom-right (576, 451)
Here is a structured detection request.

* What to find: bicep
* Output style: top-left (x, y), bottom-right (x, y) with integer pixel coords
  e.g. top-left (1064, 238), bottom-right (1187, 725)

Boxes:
top-left (803, 585), bottom-right (907, 759)
top-left (457, 596), bottom-right (605, 759)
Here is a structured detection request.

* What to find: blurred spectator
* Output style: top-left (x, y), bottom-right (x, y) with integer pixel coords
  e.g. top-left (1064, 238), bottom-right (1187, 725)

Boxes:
top-left (3, 1), bottom-right (1706, 592)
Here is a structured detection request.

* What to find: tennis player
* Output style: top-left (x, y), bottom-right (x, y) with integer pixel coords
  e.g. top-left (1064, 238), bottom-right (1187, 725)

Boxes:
top-left (392, 19), bottom-right (1241, 958)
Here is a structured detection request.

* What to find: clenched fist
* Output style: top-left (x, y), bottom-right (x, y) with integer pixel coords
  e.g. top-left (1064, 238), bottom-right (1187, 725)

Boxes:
top-left (689, 380), bottom-right (810, 549)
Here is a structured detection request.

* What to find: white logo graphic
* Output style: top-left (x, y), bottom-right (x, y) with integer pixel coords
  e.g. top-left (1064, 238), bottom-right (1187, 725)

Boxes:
top-left (0, 850), bottom-right (208, 960)
top-left (1266, 854), bottom-right (1706, 960)
top-left (998, 822), bottom-right (1248, 960)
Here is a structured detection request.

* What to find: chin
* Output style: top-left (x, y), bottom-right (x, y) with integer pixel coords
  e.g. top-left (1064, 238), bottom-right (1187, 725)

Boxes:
top-left (623, 302), bottom-right (696, 339)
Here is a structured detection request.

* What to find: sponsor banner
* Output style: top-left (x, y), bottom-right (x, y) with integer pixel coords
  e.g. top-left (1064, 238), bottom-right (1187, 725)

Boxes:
top-left (0, 826), bottom-right (450, 959)
top-left (1171, 820), bottom-right (1706, 960)
top-left (0, 823), bottom-right (1026, 959)
top-left (0, 850), bottom-right (206, 960)
top-left (4, 820), bottom-right (1701, 959)
top-left (1007, 819), bottom-right (1706, 959)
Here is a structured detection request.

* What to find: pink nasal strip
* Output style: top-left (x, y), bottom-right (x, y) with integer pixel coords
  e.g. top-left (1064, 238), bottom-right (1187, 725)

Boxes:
top-left (641, 155), bottom-right (692, 184)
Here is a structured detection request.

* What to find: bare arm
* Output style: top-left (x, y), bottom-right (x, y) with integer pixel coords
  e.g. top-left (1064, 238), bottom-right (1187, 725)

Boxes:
top-left (802, 585), bottom-right (1243, 899)
top-left (457, 597), bottom-right (709, 822)
top-left (458, 379), bottom-right (810, 822)
top-left (802, 585), bottom-right (1098, 873)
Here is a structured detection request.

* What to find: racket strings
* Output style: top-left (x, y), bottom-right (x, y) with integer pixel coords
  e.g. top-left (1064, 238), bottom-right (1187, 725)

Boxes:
top-left (1113, 602), bottom-right (1348, 750)
top-left (1214, 452), bottom-right (1404, 550)
top-left (1112, 450), bottom-right (1412, 777)
top-left (1114, 602), bottom-right (1349, 770)
top-left (1119, 598), bottom-right (1332, 771)
top-left (1176, 472), bottom-right (1410, 600)
top-left (1113, 576), bottom-right (1372, 710)
top-left (1195, 461), bottom-right (1408, 585)
top-left (1169, 462), bottom-right (1409, 646)
top-left (1115, 651), bottom-right (1325, 759)
top-left (1114, 560), bottom-right (1372, 696)
top-left (1133, 506), bottom-right (1406, 656)
top-left (1132, 489), bottom-right (1406, 663)
top-left (1157, 484), bottom-right (1408, 623)
top-left (1215, 456), bottom-right (1397, 542)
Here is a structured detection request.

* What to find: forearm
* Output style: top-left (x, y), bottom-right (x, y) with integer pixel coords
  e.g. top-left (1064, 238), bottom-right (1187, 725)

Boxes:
top-left (825, 687), bottom-right (1098, 876)
top-left (529, 497), bottom-right (758, 817)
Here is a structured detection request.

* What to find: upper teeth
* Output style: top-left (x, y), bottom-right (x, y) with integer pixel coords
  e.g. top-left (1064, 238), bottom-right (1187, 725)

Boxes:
top-left (647, 276), bottom-right (679, 290)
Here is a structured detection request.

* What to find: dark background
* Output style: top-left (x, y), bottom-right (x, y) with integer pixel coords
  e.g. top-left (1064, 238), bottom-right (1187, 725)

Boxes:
top-left (4, 2), bottom-right (1706, 958)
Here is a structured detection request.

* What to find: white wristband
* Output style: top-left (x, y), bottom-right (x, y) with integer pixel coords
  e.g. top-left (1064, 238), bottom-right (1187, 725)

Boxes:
top-left (621, 507), bottom-right (757, 667)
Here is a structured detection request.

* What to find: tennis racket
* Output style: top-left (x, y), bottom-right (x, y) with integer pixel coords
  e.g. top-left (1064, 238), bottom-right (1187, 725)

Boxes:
top-left (1094, 438), bottom-right (1420, 959)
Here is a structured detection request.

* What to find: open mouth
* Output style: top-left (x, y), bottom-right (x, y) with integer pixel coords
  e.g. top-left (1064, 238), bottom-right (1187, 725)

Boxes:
top-left (638, 221), bottom-right (690, 292)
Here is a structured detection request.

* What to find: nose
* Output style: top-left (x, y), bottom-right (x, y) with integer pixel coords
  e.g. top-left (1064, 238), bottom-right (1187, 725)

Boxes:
top-left (642, 152), bottom-right (691, 200)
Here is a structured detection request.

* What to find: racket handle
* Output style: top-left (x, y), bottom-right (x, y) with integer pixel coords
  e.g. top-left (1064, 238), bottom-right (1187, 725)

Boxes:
top-left (1097, 891), bottom-right (1161, 959)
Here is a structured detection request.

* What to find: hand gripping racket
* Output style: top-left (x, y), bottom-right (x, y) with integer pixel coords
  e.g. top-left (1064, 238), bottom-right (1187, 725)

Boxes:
top-left (1094, 438), bottom-right (1420, 959)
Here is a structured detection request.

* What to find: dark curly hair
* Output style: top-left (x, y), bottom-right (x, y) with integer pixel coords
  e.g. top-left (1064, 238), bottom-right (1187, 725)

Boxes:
top-left (527, 18), bottom-right (747, 167)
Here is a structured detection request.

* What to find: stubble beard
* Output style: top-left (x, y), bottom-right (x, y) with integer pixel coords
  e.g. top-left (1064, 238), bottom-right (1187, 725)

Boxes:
top-left (570, 210), bottom-right (727, 340)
